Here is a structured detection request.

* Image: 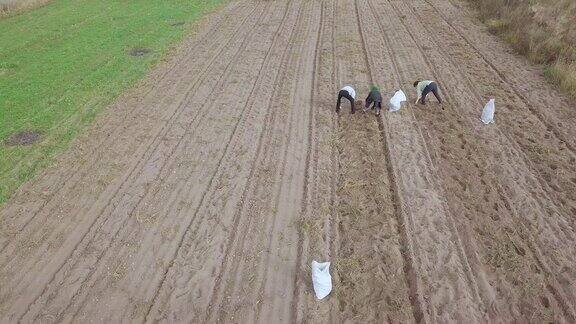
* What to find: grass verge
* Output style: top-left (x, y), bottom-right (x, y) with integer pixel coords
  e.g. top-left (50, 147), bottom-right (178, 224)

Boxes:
top-left (466, 0), bottom-right (576, 98)
top-left (0, 0), bottom-right (222, 204)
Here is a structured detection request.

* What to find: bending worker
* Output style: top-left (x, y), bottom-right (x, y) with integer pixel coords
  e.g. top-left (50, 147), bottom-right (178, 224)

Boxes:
top-left (364, 85), bottom-right (383, 115)
top-left (413, 80), bottom-right (442, 105)
top-left (336, 85), bottom-right (356, 114)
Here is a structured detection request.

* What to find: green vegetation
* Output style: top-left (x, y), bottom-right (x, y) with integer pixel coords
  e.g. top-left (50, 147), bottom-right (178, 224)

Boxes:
top-left (0, 0), bottom-right (222, 204)
top-left (468, 0), bottom-right (576, 98)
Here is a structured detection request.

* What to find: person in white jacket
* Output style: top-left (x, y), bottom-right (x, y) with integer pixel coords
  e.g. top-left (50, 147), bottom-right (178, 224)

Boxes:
top-left (336, 85), bottom-right (356, 114)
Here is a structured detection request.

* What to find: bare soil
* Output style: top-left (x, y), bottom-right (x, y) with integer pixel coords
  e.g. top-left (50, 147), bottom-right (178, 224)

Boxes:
top-left (3, 130), bottom-right (41, 146)
top-left (1, 0), bottom-right (575, 322)
top-left (129, 48), bottom-right (151, 57)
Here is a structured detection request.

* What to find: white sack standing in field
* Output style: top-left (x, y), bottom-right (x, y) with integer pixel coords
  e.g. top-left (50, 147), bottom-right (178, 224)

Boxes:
top-left (389, 89), bottom-right (407, 112)
top-left (481, 98), bottom-right (495, 124)
top-left (311, 260), bottom-right (332, 300)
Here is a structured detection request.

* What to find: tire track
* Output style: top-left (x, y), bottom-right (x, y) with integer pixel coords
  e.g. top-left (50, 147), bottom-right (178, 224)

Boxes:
top-left (392, 1), bottom-right (575, 320)
top-left (327, 0), bottom-right (340, 282)
top-left (141, 1), bottom-right (310, 322)
top-left (325, 0), bottom-right (341, 320)
top-left (421, 0), bottom-right (576, 155)
top-left (202, 2), bottom-right (314, 322)
top-left (365, 0), bottom-right (487, 310)
top-left (0, 3), bottom-right (266, 320)
top-left (321, 0), bottom-right (415, 321)
top-left (291, 0), bottom-right (341, 322)
top-left (289, 0), bottom-right (323, 321)
top-left (408, 0), bottom-right (576, 227)
top-left (0, 2), bottom-right (259, 256)
top-left (252, 3), bottom-right (322, 322)
top-left (356, 5), bottom-right (428, 322)
top-left (66, 1), bottom-right (295, 321)
top-left (328, 0), bottom-right (343, 321)
top-left (327, 4), bottom-right (341, 314)
top-left (14, 3), bottom-right (271, 322)
top-left (376, 0), bottom-right (576, 320)
top-left (0, 2), bottom-right (250, 240)
top-left (251, 23), bottom-right (309, 317)
top-left (385, 0), bottom-right (575, 241)
top-left (353, 2), bottom-right (425, 322)
top-left (355, 0), bottom-right (491, 321)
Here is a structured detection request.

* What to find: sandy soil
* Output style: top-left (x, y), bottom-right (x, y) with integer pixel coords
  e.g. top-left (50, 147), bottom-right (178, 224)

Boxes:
top-left (1, 0), bottom-right (576, 322)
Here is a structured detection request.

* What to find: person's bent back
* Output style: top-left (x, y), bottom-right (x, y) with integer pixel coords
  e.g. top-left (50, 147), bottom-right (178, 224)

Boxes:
top-left (336, 85), bottom-right (356, 114)
top-left (364, 85), bottom-right (383, 115)
top-left (413, 80), bottom-right (442, 105)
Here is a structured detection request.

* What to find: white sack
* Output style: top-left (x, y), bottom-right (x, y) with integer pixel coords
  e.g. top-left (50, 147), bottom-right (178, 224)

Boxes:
top-left (311, 260), bottom-right (332, 300)
top-left (481, 98), bottom-right (495, 124)
top-left (389, 90), bottom-right (407, 112)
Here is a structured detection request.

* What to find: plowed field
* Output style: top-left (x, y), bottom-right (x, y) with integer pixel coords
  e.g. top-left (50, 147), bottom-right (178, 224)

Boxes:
top-left (1, 0), bottom-right (576, 322)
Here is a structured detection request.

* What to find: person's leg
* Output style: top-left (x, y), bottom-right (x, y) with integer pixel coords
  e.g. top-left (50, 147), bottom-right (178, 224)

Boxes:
top-left (431, 82), bottom-right (442, 103)
top-left (336, 90), bottom-right (344, 112)
top-left (345, 92), bottom-right (355, 113)
top-left (364, 98), bottom-right (373, 112)
top-left (420, 84), bottom-right (432, 105)
top-left (375, 101), bottom-right (382, 115)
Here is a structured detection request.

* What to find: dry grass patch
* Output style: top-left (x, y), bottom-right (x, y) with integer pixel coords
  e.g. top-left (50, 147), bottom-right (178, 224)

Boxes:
top-left (0, 0), bottom-right (51, 17)
top-left (468, 0), bottom-right (576, 98)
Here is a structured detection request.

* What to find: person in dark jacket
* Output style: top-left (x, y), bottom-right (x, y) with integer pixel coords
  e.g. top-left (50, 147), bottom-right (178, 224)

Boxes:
top-left (413, 80), bottom-right (442, 105)
top-left (336, 85), bottom-right (356, 114)
top-left (364, 85), bottom-right (383, 115)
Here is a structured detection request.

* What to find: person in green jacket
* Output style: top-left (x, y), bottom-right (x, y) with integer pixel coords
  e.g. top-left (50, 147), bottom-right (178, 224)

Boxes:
top-left (364, 85), bottom-right (383, 115)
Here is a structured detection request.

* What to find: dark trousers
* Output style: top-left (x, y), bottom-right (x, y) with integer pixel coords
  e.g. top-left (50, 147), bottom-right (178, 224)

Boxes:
top-left (336, 90), bottom-right (355, 113)
top-left (365, 100), bottom-right (382, 113)
top-left (420, 82), bottom-right (442, 104)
